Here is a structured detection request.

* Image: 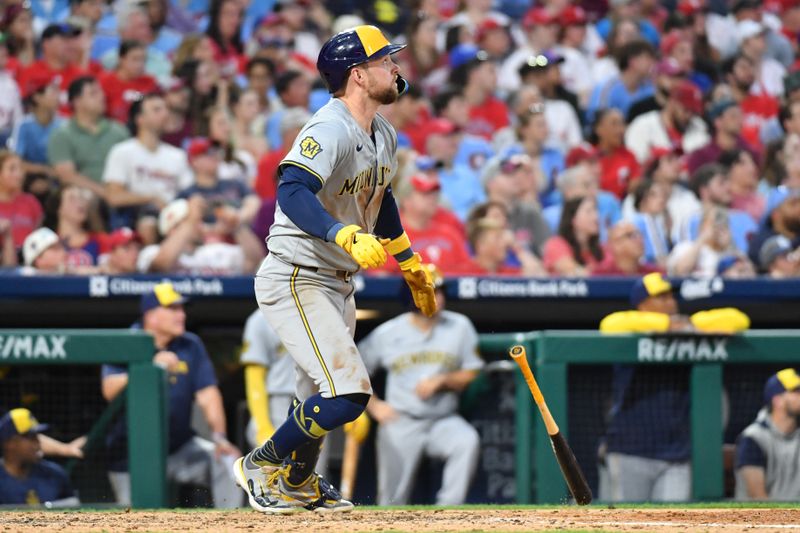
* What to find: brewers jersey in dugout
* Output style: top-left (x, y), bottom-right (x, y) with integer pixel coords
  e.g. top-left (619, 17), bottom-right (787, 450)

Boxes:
top-left (266, 98), bottom-right (399, 272)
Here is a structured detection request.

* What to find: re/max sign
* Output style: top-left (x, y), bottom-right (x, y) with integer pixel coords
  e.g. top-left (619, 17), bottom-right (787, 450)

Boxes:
top-left (637, 337), bottom-right (728, 362)
top-left (0, 335), bottom-right (68, 360)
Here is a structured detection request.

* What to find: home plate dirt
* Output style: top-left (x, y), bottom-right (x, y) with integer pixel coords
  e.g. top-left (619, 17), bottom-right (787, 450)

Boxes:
top-left (3, 508), bottom-right (800, 532)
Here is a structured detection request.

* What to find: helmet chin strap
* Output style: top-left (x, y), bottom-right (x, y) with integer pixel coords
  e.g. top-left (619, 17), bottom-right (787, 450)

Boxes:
top-left (396, 75), bottom-right (409, 96)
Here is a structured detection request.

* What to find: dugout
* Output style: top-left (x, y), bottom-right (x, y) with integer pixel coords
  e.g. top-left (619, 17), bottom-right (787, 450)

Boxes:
top-left (0, 274), bottom-right (799, 505)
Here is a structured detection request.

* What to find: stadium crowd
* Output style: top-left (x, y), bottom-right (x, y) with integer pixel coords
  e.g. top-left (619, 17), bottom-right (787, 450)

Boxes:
top-left (0, 0), bottom-right (799, 279)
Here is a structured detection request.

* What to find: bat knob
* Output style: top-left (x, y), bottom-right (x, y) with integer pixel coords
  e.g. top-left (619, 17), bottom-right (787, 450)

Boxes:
top-left (509, 345), bottom-right (524, 357)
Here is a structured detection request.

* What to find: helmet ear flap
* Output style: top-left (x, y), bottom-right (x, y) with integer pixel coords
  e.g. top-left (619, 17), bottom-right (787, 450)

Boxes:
top-left (396, 75), bottom-right (409, 96)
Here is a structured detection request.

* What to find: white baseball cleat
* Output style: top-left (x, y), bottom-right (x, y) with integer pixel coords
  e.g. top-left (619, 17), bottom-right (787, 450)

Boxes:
top-left (232, 452), bottom-right (302, 514)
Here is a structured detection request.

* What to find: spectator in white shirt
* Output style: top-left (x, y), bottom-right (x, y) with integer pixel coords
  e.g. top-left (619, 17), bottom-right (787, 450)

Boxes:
top-left (102, 93), bottom-right (192, 230)
top-left (737, 20), bottom-right (786, 98)
top-left (625, 79), bottom-right (710, 164)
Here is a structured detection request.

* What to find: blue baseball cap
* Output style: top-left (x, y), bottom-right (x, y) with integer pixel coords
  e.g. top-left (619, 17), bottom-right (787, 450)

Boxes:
top-left (630, 272), bottom-right (673, 307)
top-left (448, 44), bottom-right (488, 69)
top-left (0, 408), bottom-right (49, 443)
top-left (140, 282), bottom-right (188, 315)
top-left (764, 368), bottom-right (800, 405)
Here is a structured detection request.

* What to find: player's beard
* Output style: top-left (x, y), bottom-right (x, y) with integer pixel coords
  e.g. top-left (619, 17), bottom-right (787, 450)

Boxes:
top-left (368, 77), bottom-right (398, 105)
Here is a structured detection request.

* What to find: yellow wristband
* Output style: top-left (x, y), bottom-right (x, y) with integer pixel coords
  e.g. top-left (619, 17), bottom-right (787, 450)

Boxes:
top-left (384, 232), bottom-right (412, 256)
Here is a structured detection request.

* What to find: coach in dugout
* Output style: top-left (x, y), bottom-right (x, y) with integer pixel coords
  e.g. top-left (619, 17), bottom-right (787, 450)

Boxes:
top-left (598, 272), bottom-right (750, 502)
top-left (101, 282), bottom-right (242, 507)
top-left (735, 368), bottom-right (800, 501)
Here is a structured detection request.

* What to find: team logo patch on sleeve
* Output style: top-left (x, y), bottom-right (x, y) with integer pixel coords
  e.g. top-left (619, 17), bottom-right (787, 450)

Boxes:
top-left (299, 136), bottom-right (322, 159)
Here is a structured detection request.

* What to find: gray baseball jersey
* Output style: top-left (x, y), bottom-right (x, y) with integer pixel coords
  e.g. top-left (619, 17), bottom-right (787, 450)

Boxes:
top-left (358, 310), bottom-right (484, 419)
top-left (240, 309), bottom-right (295, 396)
top-left (265, 98), bottom-right (399, 272)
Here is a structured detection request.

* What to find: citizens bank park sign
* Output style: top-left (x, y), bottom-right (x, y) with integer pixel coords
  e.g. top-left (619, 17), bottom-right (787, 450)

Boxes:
top-left (88, 276), bottom-right (224, 297)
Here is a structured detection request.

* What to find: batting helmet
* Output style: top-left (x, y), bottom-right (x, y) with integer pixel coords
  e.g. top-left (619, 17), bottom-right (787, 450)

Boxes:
top-left (317, 25), bottom-right (409, 95)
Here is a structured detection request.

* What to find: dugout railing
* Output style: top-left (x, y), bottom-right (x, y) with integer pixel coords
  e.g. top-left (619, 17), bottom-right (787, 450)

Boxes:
top-left (486, 330), bottom-right (800, 504)
top-left (0, 329), bottom-right (166, 508)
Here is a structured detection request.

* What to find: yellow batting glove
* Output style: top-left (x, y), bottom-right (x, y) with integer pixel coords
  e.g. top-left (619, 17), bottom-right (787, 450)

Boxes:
top-left (399, 252), bottom-right (437, 317)
top-left (335, 224), bottom-right (388, 269)
top-left (343, 412), bottom-right (371, 444)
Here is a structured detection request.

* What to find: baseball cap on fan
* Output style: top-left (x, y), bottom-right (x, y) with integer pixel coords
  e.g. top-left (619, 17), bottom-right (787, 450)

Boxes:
top-left (763, 368), bottom-right (800, 405)
top-left (105, 227), bottom-right (141, 250)
top-left (671, 80), bottom-right (704, 115)
top-left (629, 272), bottom-right (674, 307)
top-left (0, 408), bottom-right (49, 443)
top-left (23, 227), bottom-right (61, 266)
top-left (140, 282), bottom-right (188, 315)
top-left (41, 22), bottom-right (82, 41)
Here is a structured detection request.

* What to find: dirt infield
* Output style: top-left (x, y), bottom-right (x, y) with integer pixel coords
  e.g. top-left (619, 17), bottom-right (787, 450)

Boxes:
top-left (3, 507), bottom-right (800, 533)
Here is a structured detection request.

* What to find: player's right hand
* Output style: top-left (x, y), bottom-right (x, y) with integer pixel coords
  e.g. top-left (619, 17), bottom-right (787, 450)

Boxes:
top-left (153, 350), bottom-right (181, 372)
top-left (335, 224), bottom-right (387, 269)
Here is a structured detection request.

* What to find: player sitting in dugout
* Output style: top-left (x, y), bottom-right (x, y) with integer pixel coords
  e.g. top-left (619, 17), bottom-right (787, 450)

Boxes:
top-left (597, 272), bottom-right (749, 503)
top-left (0, 408), bottom-right (80, 507)
top-left (735, 368), bottom-right (800, 501)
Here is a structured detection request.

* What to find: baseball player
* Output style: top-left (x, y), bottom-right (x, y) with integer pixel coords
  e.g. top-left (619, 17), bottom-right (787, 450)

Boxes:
top-left (358, 265), bottom-right (483, 505)
top-left (233, 25), bottom-right (436, 514)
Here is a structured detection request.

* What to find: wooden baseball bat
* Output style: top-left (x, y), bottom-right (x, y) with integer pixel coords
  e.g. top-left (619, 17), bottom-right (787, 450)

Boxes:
top-left (339, 432), bottom-right (360, 500)
top-left (509, 344), bottom-right (593, 505)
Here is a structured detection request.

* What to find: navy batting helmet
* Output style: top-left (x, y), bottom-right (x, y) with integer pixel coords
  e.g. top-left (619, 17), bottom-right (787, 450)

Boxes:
top-left (317, 25), bottom-right (408, 95)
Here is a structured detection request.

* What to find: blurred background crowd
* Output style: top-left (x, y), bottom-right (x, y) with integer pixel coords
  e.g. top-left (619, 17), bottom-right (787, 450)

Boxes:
top-left (1, 0), bottom-right (800, 279)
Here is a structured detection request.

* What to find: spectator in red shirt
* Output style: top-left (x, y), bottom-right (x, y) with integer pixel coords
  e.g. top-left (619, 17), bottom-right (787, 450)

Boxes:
top-left (381, 85), bottom-right (427, 153)
top-left (592, 220), bottom-right (663, 276)
top-left (686, 99), bottom-right (760, 175)
top-left (255, 107), bottom-right (309, 201)
top-left (2, 3), bottom-right (35, 73)
top-left (99, 41), bottom-right (158, 124)
top-left (0, 150), bottom-right (42, 250)
top-left (18, 23), bottom-right (81, 106)
top-left (723, 53), bottom-right (779, 150)
top-left (206, 0), bottom-right (244, 78)
top-left (448, 45), bottom-right (509, 140)
top-left (386, 173), bottom-right (474, 276)
top-left (65, 16), bottom-right (104, 80)
top-left (543, 195), bottom-right (605, 276)
top-left (591, 108), bottom-right (641, 199)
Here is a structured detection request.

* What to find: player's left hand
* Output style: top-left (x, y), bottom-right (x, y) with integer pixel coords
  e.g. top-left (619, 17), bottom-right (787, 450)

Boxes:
top-left (415, 374), bottom-right (445, 400)
top-left (398, 253), bottom-right (437, 317)
top-left (343, 412), bottom-right (371, 443)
